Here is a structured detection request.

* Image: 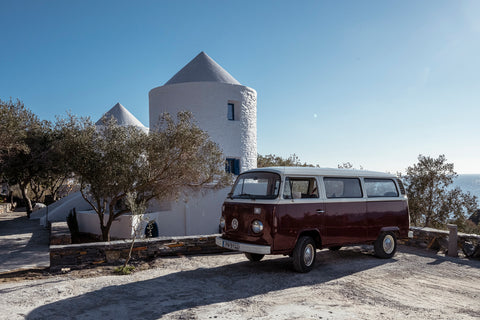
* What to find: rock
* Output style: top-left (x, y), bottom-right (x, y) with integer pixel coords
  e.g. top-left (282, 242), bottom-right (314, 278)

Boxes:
top-left (33, 203), bottom-right (46, 212)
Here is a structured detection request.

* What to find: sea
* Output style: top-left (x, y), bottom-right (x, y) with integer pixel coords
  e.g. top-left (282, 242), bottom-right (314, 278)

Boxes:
top-left (453, 174), bottom-right (480, 205)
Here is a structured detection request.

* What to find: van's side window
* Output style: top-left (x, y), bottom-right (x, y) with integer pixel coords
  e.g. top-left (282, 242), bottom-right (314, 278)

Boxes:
top-left (365, 178), bottom-right (399, 197)
top-left (324, 178), bottom-right (363, 198)
top-left (283, 177), bottom-right (319, 199)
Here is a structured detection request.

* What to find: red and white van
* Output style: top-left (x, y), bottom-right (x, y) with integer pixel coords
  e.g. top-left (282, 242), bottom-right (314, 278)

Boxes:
top-left (216, 167), bottom-right (412, 272)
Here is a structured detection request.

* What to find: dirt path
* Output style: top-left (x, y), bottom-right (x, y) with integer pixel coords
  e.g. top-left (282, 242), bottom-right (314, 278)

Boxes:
top-left (0, 211), bottom-right (49, 273)
top-left (1, 245), bottom-right (479, 319)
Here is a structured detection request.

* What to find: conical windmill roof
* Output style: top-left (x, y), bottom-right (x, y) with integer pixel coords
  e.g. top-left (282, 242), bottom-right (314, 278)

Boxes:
top-left (165, 52), bottom-right (241, 85)
top-left (96, 103), bottom-right (148, 132)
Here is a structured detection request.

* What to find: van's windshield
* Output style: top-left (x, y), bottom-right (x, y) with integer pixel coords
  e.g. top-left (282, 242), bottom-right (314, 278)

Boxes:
top-left (231, 172), bottom-right (281, 199)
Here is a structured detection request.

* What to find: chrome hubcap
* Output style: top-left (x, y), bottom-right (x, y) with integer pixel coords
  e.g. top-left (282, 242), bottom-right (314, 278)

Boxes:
top-left (383, 235), bottom-right (394, 254)
top-left (304, 244), bottom-right (314, 266)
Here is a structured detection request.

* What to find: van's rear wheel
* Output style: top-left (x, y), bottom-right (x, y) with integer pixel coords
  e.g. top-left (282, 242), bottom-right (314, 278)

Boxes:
top-left (292, 236), bottom-right (316, 273)
top-left (374, 232), bottom-right (397, 258)
top-left (244, 252), bottom-right (264, 262)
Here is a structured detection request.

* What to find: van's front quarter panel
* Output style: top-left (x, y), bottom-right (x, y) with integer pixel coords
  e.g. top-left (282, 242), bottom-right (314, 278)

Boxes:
top-left (221, 200), bottom-right (277, 248)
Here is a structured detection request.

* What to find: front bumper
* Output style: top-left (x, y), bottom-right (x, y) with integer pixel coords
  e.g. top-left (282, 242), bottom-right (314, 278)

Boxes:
top-left (216, 237), bottom-right (271, 255)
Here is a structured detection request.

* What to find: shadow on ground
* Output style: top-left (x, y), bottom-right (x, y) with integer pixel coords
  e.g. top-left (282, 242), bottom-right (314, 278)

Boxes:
top-left (400, 244), bottom-right (480, 267)
top-left (0, 212), bottom-right (50, 273)
top-left (26, 247), bottom-right (394, 319)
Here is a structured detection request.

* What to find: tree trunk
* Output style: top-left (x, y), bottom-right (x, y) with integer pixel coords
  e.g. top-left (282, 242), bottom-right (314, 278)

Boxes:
top-left (100, 213), bottom-right (115, 242)
top-left (424, 217), bottom-right (430, 228)
top-left (123, 236), bottom-right (136, 270)
top-left (9, 190), bottom-right (14, 207)
top-left (20, 182), bottom-right (33, 218)
top-left (100, 223), bottom-right (110, 242)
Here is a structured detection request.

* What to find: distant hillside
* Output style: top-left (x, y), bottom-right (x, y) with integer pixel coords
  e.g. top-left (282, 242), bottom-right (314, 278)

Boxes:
top-left (453, 174), bottom-right (480, 205)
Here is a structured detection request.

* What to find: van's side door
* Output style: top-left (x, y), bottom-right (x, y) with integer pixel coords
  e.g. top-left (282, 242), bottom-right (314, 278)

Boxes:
top-left (322, 177), bottom-right (367, 246)
top-left (274, 176), bottom-right (324, 253)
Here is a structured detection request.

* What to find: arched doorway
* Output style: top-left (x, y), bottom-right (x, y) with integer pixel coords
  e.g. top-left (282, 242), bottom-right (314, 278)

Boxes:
top-left (145, 221), bottom-right (159, 238)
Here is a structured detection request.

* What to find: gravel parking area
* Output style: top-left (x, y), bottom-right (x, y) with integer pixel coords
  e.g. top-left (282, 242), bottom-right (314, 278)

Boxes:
top-left (0, 245), bottom-right (479, 319)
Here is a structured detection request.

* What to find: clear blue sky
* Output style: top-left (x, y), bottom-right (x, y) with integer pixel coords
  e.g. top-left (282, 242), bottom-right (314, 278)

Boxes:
top-left (1, 0), bottom-right (479, 174)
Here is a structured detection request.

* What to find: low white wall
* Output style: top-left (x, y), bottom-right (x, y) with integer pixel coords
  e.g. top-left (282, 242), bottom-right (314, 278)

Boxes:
top-left (77, 211), bottom-right (134, 239)
top-left (75, 187), bottom-right (230, 239)
top-left (149, 187), bottom-right (230, 237)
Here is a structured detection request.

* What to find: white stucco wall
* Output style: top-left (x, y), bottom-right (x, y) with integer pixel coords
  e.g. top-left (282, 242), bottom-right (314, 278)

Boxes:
top-left (75, 187), bottom-right (230, 239)
top-left (77, 211), bottom-right (135, 239)
top-left (149, 81), bottom-right (257, 172)
top-left (146, 187), bottom-right (230, 237)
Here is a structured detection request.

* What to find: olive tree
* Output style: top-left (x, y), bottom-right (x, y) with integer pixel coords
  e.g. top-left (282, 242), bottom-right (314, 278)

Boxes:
top-left (337, 162), bottom-right (364, 170)
top-left (0, 99), bottom-right (53, 215)
top-left (0, 99), bottom-right (32, 156)
top-left (58, 111), bottom-right (231, 241)
top-left (403, 154), bottom-right (478, 230)
top-left (257, 153), bottom-right (317, 167)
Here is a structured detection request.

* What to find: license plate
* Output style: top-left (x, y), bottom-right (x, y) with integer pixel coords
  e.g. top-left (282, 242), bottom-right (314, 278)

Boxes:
top-left (223, 240), bottom-right (240, 251)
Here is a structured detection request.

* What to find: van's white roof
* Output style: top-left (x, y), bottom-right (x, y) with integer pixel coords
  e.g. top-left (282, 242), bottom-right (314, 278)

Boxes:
top-left (245, 167), bottom-right (397, 178)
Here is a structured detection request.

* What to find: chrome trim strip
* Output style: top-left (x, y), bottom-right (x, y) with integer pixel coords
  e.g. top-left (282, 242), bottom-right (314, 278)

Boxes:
top-left (215, 237), bottom-right (271, 255)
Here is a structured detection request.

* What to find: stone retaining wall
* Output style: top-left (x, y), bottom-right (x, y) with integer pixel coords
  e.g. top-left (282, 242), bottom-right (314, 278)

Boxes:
top-left (50, 226), bottom-right (480, 270)
top-left (0, 203), bottom-right (11, 214)
top-left (50, 234), bottom-right (227, 270)
top-left (50, 222), bottom-right (71, 245)
top-left (403, 226), bottom-right (480, 257)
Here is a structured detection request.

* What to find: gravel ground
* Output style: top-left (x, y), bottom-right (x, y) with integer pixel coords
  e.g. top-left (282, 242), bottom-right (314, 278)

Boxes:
top-left (1, 245), bottom-right (479, 320)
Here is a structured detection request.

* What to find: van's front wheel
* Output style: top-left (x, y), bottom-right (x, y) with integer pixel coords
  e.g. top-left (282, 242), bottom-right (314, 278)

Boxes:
top-left (244, 252), bottom-right (264, 262)
top-left (374, 232), bottom-right (397, 258)
top-left (292, 236), bottom-right (316, 273)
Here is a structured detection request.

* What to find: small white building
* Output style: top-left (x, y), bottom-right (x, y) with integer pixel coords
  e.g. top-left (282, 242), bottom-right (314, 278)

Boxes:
top-left (32, 52), bottom-right (258, 239)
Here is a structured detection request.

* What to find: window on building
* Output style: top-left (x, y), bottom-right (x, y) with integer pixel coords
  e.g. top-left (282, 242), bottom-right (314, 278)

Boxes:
top-left (324, 177), bottom-right (363, 198)
top-left (227, 103), bottom-right (235, 120)
top-left (225, 158), bottom-right (240, 175)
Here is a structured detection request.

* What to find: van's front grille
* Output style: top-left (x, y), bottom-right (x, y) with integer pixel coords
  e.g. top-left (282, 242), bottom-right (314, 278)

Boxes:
top-left (222, 202), bottom-right (275, 246)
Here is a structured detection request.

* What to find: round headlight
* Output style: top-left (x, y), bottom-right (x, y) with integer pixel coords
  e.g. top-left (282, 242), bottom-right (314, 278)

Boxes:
top-left (220, 216), bottom-right (226, 229)
top-left (251, 220), bottom-right (264, 233)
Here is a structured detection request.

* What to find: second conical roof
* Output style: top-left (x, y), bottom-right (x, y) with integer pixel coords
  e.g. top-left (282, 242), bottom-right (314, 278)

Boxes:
top-left (96, 103), bottom-right (148, 132)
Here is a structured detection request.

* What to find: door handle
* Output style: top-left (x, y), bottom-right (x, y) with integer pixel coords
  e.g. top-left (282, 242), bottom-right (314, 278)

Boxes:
top-left (316, 209), bottom-right (325, 213)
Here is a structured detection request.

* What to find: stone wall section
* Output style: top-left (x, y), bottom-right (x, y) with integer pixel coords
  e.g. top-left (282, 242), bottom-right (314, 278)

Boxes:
top-left (0, 203), bottom-right (12, 214)
top-left (50, 234), bottom-right (227, 270)
top-left (50, 222), bottom-right (71, 245)
top-left (402, 226), bottom-right (480, 257)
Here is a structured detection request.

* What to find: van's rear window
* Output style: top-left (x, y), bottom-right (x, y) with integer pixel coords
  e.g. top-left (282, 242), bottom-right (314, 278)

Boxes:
top-left (231, 172), bottom-right (281, 199)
